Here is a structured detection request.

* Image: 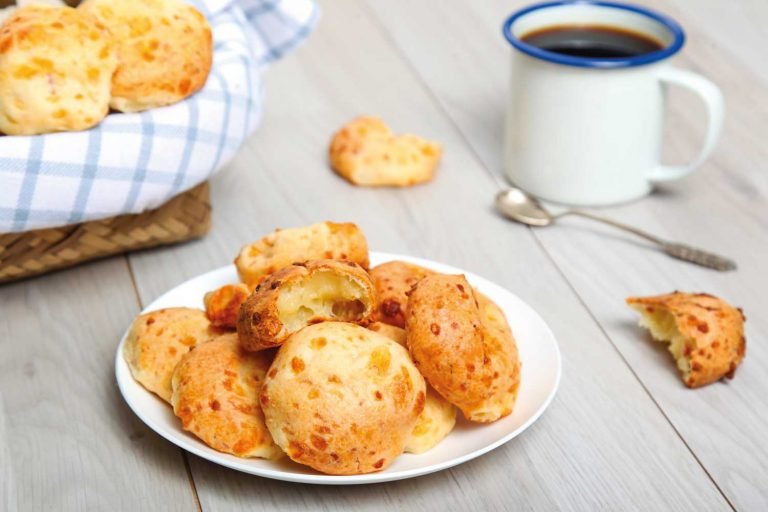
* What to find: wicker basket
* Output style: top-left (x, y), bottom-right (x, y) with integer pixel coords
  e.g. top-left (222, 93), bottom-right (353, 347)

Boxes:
top-left (0, 182), bottom-right (211, 284)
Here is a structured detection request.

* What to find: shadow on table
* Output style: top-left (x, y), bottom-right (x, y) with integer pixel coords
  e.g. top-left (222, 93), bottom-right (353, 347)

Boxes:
top-left (106, 373), bottom-right (196, 483)
top-left (185, 442), bottom-right (519, 509)
top-left (613, 319), bottom-right (683, 382)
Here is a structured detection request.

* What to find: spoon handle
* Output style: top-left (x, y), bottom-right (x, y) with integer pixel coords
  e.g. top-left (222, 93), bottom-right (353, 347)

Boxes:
top-left (558, 210), bottom-right (665, 244)
top-left (558, 210), bottom-right (737, 271)
top-left (661, 243), bottom-right (737, 271)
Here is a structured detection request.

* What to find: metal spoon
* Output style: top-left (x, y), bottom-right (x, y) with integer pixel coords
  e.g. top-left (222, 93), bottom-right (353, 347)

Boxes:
top-left (495, 187), bottom-right (737, 271)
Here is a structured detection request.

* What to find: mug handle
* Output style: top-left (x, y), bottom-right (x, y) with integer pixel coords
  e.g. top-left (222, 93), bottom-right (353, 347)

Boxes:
top-left (648, 67), bottom-right (725, 182)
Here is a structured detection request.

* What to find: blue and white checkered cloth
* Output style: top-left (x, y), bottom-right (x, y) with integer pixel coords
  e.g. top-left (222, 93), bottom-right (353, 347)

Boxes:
top-left (0, 0), bottom-right (318, 233)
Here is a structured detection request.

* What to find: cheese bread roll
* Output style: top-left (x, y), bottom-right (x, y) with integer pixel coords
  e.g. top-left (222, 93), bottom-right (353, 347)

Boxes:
top-left (235, 221), bottom-right (369, 288)
top-left (369, 261), bottom-right (435, 328)
top-left (260, 322), bottom-right (426, 475)
top-left (123, 307), bottom-right (215, 403)
top-left (204, 283), bottom-right (250, 330)
top-left (407, 275), bottom-right (520, 423)
top-left (79, 0), bottom-right (212, 112)
top-left (368, 322), bottom-right (456, 454)
top-left (171, 333), bottom-right (283, 459)
top-left (0, 5), bottom-right (116, 135)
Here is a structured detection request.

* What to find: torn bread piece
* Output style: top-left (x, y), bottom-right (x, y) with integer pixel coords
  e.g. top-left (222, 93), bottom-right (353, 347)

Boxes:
top-left (329, 116), bottom-right (441, 187)
top-left (627, 292), bottom-right (746, 388)
top-left (237, 259), bottom-right (376, 352)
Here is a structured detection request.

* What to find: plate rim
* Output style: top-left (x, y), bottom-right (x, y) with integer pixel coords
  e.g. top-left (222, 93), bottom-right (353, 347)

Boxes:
top-left (115, 251), bottom-right (562, 485)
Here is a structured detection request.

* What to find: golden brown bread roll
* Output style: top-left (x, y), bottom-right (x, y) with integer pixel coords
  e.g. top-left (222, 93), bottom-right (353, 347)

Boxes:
top-left (405, 386), bottom-right (457, 454)
top-left (329, 116), bottom-right (442, 187)
top-left (474, 290), bottom-right (521, 417)
top-left (368, 323), bottom-right (457, 454)
top-left (171, 333), bottom-right (283, 459)
top-left (204, 283), bottom-right (250, 330)
top-left (238, 259), bottom-right (376, 352)
top-left (627, 291), bottom-right (746, 388)
top-left (234, 221), bottom-right (369, 288)
top-left (123, 307), bottom-right (215, 402)
top-left (369, 261), bottom-right (435, 328)
top-left (260, 322), bottom-right (426, 475)
top-left (79, 0), bottom-right (212, 113)
top-left (0, 5), bottom-right (116, 135)
top-left (406, 275), bottom-right (520, 422)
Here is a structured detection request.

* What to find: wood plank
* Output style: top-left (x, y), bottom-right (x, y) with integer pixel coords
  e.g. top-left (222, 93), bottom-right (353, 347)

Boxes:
top-left (128, 0), bottom-right (731, 509)
top-left (363, 0), bottom-right (768, 509)
top-left (663, 0), bottom-right (768, 85)
top-left (0, 389), bottom-right (17, 511)
top-left (0, 258), bottom-right (198, 511)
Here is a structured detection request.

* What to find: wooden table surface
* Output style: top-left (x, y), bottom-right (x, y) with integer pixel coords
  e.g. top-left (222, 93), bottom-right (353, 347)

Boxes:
top-left (2, 0), bottom-right (767, 510)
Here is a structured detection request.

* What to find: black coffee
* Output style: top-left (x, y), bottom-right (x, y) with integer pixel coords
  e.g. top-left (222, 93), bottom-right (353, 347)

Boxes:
top-left (521, 25), bottom-right (664, 58)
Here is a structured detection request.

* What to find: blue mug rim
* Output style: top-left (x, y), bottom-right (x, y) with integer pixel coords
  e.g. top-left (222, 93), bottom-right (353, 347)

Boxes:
top-left (502, 1), bottom-right (685, 68)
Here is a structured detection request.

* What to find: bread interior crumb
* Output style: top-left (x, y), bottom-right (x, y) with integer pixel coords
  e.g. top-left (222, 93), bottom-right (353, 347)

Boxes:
top-left (277, 271), bottom-right (367, 332)
top-left (632, 306), bottom-right (692, 375)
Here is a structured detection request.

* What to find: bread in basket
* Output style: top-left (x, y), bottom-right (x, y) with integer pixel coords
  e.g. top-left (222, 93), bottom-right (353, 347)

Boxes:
top-left (0, 0), bottom-right (318, 282)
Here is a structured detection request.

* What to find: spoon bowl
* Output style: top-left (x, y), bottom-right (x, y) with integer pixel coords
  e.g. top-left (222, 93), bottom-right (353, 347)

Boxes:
top-left (495, 188), bottom-right (553, 227)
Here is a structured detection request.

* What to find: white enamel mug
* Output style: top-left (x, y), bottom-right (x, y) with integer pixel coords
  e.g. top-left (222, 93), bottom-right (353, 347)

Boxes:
top-left (502, 1), bottom-right (724, 206)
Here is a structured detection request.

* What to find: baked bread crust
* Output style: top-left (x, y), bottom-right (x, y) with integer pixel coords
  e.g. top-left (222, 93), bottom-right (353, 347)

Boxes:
top-left (123, 307), bottom-right (215, 402)
top-left (406, 275), bottom-right (520, 422)
top-left (259, 322), bottom-right (426, 474)
top-left (238, 259), bottom-right (376, 352)
top-left (171, 333), bottom-right (283, 459)
top-left (79, 0), bottom-right (212, 113)
top-left (627, 292), bottom-right (746, 388)
top-left (369, 323), bottom-right (457, 454)
top-left (405, 384), bottom-right (457, 454)
top-left (367, 321), bottom-right (407, 345)
top-left (234, 221), bottom-right (369, 288)
top-left (370, 261), bottom-right (435, 328)
top-left (329, 116), bottom-right (441, 187)
top-left (474, 290), bottom-right (521, 418)
top-left (0, 5), bottom-right (116, 135)
top-left (204, 283), bottom-right (250, 330)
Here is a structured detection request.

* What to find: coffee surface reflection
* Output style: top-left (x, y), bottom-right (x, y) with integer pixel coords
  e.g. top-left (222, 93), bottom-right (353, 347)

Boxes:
top-left (521, 25), bottom-right (664, 58)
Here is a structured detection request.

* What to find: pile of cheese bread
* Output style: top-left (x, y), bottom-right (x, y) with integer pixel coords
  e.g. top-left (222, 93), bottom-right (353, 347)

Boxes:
top-left (123, 221), bottom-right (522, 475)
top-left (0, 0), bottom-right (211, 135)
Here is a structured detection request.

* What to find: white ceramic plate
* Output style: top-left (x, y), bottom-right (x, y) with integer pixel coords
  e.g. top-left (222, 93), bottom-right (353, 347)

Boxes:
top-left (116, 252), bottom-right (561, 485)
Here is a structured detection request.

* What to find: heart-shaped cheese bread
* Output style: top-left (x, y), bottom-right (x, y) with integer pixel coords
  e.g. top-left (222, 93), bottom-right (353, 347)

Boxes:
top-left (329, 116), bottom-right (441, 187)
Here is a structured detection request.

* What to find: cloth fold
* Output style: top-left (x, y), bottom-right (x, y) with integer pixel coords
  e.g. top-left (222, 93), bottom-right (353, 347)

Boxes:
top-left (0, 0), bottom-right (318, 233)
